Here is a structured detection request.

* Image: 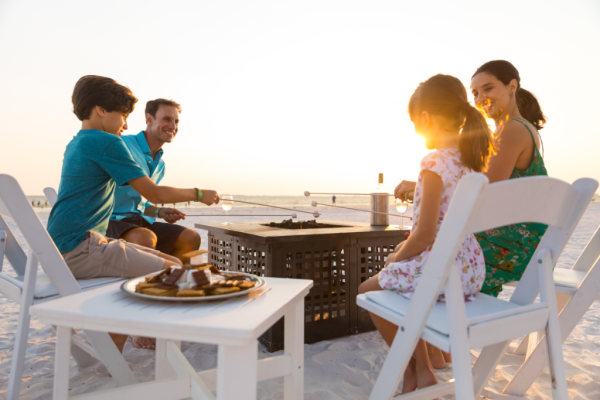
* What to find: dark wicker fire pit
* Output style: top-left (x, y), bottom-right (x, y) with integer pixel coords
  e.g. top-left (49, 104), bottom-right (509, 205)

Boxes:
top-left (194, 220), bottom-right (409, 352)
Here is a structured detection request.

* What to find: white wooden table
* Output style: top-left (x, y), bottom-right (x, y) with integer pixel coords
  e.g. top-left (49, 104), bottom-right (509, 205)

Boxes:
top-left (30, 277), bottom-right (313, 400)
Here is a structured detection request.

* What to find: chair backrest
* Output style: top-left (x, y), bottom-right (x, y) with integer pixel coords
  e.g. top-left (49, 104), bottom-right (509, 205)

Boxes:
top-left (43, 187), bottom-right (58, 207)
top-left (407, 174), bottom-right (597, 315)
top-left (0, 174), bottom-right (80, 296)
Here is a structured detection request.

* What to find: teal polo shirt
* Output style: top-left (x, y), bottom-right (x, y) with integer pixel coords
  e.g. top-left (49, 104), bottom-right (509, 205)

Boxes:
top-left (110, 131), bottom-right (166, 224)
top-left (47, 129), bottom-right (147, 254)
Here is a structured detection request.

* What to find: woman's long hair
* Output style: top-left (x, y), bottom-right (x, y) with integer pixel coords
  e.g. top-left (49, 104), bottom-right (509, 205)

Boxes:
top-left (473, 60), bottom-right (546, 130)
top-left (409, 74), bottom-right (494, 172)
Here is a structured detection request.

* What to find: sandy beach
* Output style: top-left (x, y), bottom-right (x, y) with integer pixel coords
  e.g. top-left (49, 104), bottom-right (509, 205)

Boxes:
top-left (1, 203), bottom-right (599, 400)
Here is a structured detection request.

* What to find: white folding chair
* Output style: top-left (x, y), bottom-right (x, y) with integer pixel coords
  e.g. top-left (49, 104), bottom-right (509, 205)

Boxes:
top-left (357, 173), bottom-right (597, 400)
top-left (43, 186), bottom-right (58, 206)
top-left (0, 174), bottom-right (137, 400)
top-left (502, 225), bottom-right (600, 396)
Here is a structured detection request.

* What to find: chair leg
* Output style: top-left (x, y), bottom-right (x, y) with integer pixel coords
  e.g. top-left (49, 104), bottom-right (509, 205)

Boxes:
top-left (6, 303), bottom-right (31, 400)
top-left (84, 330), bottom-right (138, 386)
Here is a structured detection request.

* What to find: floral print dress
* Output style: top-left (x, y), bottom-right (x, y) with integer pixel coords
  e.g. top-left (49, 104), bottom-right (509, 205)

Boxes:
top-left (378, 149), bottom-right (485, 301)
top-left (475, 118), bottom-right (548, 297)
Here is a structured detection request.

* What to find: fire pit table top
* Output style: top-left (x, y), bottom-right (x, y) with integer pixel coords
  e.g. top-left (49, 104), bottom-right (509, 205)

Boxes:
top-left (194, 221), bottom-right (411, 244)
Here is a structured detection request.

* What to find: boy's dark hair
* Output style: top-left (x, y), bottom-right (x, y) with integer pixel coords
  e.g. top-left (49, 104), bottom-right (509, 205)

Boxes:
top-left (145, 99), bottom-right (182, 118)
top-left (72, 75), bottom-right (138, 121)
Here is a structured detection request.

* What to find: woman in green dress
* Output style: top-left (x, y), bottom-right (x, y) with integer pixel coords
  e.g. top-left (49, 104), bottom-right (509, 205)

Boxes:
top-left (469, 60), bottom-right (547, 297)
top-left (395, 60), bottom-right (548, 298)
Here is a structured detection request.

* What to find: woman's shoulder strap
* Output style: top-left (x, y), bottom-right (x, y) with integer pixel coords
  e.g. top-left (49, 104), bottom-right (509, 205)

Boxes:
top-left (510, 118), bottom-right (541, 154)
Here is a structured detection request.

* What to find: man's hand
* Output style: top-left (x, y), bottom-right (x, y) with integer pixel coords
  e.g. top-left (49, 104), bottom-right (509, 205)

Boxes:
top-left (200, 190), bottom-right (220, 206)
top-left (394, 180), bottom-right (417, 201)
top-left (158, 208), bottom-right (186, 224)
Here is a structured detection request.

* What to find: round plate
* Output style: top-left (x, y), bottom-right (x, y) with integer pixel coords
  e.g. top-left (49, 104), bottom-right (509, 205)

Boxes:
top-left (120, 271), bottom-right (266, 302)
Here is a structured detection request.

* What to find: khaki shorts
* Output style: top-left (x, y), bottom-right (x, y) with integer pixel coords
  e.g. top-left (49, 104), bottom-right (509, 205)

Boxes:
top-left (63, 231), bottom-right (164, 279)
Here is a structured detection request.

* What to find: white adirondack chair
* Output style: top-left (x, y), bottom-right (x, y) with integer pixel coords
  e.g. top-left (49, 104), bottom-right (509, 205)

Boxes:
top-left (357, 173), bottom-right (597, 400)
top-left (0, 174), bottom-right (137, 400)
top-left (502, 225), bottom-right (600, 396)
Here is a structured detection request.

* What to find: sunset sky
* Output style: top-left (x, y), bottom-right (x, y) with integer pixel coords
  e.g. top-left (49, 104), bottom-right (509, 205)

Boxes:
top-left (1, 0), bottom-right (599, 195)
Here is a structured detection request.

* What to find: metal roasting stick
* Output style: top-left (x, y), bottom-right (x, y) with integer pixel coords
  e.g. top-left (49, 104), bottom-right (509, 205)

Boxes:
top-left (311, 201), bottom-right (404, 218)
top-left (219, 199), bottom-right (320, 217)
top-left (304, 191), bottom-right (394, 197)
top-left (185, 214), bottom-right (297, 217)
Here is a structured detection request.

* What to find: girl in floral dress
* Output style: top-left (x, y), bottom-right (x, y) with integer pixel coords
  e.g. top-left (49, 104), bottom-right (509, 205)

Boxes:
top-left (358, 74), bottom-right (494, 394)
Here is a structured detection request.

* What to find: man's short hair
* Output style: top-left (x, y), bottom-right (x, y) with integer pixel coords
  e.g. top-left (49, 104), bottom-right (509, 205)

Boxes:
top-left (72, 75), bottom-right (138, 121)
top-left (145, 99), bottom-right (182, 119)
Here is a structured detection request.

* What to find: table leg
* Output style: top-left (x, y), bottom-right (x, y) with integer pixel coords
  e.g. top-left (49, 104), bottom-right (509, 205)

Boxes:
top-left (217, 341), bottom-right (257, 400)
top-left (156, 339), bottom-right (180, 379)
top-left (284, 300), bottom-right (304, 400)
top-left (54, 326), bottom-right (71, 400)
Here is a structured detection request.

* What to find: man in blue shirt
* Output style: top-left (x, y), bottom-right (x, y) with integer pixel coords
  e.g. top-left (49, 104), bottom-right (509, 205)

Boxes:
top-left (48, 75), bottom-right (220, 352)
top-left (106, 99), bottom-right (199, 261)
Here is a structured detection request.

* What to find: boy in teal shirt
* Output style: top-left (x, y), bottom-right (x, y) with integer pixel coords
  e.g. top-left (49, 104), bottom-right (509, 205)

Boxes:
top-left (48, 75), bottom-right (220, 351)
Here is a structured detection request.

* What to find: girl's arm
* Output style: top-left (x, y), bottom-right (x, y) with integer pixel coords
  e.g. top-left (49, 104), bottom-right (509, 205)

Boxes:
top-left (386, 170), bottom-right (442, 264)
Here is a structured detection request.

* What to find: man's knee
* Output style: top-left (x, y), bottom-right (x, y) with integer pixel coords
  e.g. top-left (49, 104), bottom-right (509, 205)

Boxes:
top-left (120, 227), bottom-right (157, 249)
top-left (175, 228), bottom-right (201, 251)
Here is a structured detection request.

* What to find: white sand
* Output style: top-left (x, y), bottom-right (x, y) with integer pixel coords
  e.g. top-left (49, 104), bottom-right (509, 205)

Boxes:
top-left (1, 204), bottom-right (599, 399)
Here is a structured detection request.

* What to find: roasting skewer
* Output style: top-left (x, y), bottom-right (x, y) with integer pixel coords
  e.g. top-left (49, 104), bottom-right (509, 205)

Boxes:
top-left (185, 213), bottom-right (298, 218)
top-left (311, 201), bottom-right (405, 218)
top-left (304, 191), bottom-right (394, 197)
top-left (216, 199), bottom-right (320, 218)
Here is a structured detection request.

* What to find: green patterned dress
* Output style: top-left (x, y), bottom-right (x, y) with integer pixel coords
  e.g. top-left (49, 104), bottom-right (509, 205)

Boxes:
top-left (475, 118), bottom-right (548, 297)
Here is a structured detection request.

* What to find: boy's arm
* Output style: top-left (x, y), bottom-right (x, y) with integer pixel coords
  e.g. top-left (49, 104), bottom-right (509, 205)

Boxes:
top-left (129, 176), bottom-right (220, 206)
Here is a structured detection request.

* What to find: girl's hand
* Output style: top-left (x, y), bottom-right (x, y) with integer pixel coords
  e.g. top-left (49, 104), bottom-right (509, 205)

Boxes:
top-left (394, 180), bottom-right (417, 201)
top-left (385, 242), bottom-right (406, 266)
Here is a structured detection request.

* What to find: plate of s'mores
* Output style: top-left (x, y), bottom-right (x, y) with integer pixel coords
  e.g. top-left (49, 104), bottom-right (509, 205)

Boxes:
top-left (120, 250), bottom-right (266, 302)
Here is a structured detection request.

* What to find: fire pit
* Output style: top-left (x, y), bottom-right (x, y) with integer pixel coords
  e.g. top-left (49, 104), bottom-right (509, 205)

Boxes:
top-left (194, 220), bottom-right (409, 352)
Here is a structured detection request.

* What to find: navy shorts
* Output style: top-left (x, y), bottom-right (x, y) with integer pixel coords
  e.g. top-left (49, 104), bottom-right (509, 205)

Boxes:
top-left (106, 216), bottom-right (187, 255)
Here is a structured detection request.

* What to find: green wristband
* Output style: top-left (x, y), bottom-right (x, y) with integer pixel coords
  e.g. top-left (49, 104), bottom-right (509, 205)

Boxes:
top-left (154, 207), bottom-right (161, 218)
top-left (404, 190), bottom-right (414, 204)
top-left (195, 188), bottom-right (203, 202)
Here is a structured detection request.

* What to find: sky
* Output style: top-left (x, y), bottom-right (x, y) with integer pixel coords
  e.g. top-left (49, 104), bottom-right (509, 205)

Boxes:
top-left (1, 0), bottom-right (599, 196)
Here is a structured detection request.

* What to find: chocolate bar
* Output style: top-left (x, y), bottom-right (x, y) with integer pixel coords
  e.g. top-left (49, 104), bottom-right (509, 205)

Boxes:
top-left (155, 283), bottom-right (178, 290)
top-left (147, 268), bottom-right (171, 283)
top-left (192, 270), bottom-right (210, 286)
top-left (162, 268), bottom-right (185, 286)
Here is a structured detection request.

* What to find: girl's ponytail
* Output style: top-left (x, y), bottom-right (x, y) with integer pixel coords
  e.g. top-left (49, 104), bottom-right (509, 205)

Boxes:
top-left (409, 74), bottom-right (494, 173)
top-left (516, 88), bottom-right (546, 130)
top-left (459, 104), bottom-right (495, 172)
top-left (473, 60), bottom-right (546, 130)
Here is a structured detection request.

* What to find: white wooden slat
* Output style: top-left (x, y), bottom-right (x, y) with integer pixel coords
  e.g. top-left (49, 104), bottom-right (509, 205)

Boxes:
top-left (504, 253), bottom-right (600, 396)
top-left (84, 330), bottom-right (137, 386)
top-left (70, 375), bottom-right (191, 400)
top-left (0, 214), bottom-right (27, 276)
top-left (165, 340), bottom-right (214, 400)
top-left (53, 326), bottom-right (71, 400)
top-left (395, 381), bottom-right (455, 399)
top-left (0, 274), bottom-right (23, 303)
top-left (469, 308), bottom-right (549, 349)
top-left (217, 342), bottom-right (258, 400)
top-left (571, 226), bottom-right (600, 272)
top-left (284, 300), bottom-right (304, 400)
top-left (43, 187), bottom-right (58, 207)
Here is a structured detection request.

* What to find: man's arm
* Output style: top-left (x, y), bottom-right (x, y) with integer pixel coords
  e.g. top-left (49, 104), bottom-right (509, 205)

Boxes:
top-left (129, 176), bottom-right (219, 206)
top-left (144, 205), bottom-right (186, 224)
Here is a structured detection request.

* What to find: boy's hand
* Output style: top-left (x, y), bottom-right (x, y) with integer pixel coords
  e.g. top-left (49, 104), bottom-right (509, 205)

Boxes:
top-left (200, 190), bottom-right (220, 206)
top-left (158, 208), bottom-right (186, 224)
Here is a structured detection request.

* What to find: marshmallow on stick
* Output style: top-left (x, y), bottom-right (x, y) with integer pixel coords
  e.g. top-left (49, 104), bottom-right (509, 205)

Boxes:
top-left (183, 249), bottom-right (209, 265)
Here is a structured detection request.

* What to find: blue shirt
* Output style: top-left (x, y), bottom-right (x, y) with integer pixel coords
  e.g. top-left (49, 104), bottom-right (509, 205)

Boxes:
top-left (111, 131), bottom-right (165, 223)
top-left (47, 129), bottom-right (147, 254)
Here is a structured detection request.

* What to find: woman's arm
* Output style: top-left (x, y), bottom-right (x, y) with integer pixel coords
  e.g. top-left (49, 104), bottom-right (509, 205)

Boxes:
top-left (386, 171), bottom-right (442, 264)
top-left (485, 120), bottom-right (531, 183)
top-left (128, 176), bottom-right (220, 205)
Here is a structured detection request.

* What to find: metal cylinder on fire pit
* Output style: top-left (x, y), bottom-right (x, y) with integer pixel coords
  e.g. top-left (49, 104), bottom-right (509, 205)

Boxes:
top-left (370, 193), bottom-right (389, 226)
